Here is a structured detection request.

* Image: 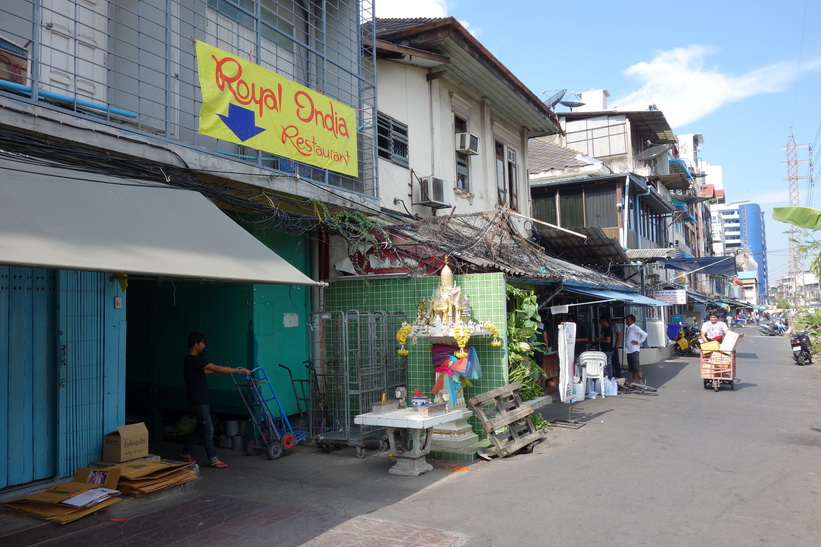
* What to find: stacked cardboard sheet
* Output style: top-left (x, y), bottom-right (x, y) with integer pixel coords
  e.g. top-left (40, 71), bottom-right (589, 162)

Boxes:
top-left (4, 468), bottom-right (122, 525)
top-left (108, 460), bottom-right (198, 496)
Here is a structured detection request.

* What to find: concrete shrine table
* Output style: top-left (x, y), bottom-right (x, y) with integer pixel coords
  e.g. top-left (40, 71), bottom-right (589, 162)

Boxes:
top-left (354, 407), bottom-right (467, 476)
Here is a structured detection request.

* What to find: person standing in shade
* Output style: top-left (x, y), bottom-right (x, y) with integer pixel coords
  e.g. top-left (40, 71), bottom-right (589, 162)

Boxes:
top-left (596, 316), bottom-right (614, 378)
top-left (609, 316), bottom-right (623, 378)
top-left (624, 314), bottom-right (648, 385)
top-left (179, 332), bottom-right (251, 469)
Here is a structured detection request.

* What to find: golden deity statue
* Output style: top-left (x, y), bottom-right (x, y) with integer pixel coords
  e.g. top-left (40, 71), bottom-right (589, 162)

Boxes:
top-left (427, 260), bottom-right (461, 325)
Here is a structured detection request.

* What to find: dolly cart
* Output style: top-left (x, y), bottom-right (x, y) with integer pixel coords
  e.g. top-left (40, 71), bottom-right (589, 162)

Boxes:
top-left (699, 349), bottom-right (736, 392)
top-left (232, 367), bottom-right (310, 459)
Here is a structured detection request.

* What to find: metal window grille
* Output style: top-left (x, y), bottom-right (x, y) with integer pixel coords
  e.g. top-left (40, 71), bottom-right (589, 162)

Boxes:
top-left (376, 112), bottom-right (408, 167)
top-left (0, 0), bottom-right (377, 197)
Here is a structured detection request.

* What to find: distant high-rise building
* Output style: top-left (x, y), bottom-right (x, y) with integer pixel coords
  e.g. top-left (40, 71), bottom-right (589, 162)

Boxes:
top-left (710, 201), bottom-right (768, 304)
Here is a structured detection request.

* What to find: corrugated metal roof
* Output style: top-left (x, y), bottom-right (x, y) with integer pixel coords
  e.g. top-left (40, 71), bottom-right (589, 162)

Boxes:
top-left (537, 225), bottom-right (630, 266)
top-left (528, 138), bottom-right (602, 174)
top-left (368, 18), bottom-right (560, 137)
top-left (626, 248), bottom-right (679, 260)
top-left (387, 211), bottom-right (630, 287)
top-left (560, 110), bottom-right (676, 144)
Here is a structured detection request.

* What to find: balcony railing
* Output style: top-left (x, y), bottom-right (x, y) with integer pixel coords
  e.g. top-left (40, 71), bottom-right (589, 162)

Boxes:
top-left (0, 0), bottom-right (377, 197)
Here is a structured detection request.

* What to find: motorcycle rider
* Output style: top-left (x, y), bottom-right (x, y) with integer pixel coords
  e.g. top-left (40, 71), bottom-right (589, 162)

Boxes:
top-left (701, 312), bottom-right (729, 344)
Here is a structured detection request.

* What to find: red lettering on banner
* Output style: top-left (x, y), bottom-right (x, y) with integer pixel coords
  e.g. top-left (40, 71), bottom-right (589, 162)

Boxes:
top-left (212, 55), bottom-right (283, 118)
top-left (281, 125), bottom-right (351, 167)
top-left (293, 91), bottom-right (350, 139)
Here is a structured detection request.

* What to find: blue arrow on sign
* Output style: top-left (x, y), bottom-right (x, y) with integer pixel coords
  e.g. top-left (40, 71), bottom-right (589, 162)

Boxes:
top-left (217, 103), bottom-right (266, 141)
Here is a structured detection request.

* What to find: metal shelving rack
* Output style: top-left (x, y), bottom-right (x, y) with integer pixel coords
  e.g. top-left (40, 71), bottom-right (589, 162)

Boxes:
top-left (308, 310), bottom-right (407, 457)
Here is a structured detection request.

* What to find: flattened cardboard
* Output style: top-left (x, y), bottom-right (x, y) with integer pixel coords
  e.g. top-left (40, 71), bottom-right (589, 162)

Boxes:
top-left (4, 468), bottom-right (123, 525)
top-left (103, 422), bottom-right (149, 462)
top-left (13, 468), bottom-right (120, 505)
top-left (6, 496), bottom-right (122, 525)
top-left (112, 460), bottom-right (186, 480)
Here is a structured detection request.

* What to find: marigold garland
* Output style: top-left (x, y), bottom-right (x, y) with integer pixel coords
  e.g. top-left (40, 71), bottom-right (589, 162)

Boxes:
top-left (452, 324), bottom-right (470, 358)
top-left (396, 321), bottom-right (413, 356)
top-left (484, 321), bottom-right (502, 347)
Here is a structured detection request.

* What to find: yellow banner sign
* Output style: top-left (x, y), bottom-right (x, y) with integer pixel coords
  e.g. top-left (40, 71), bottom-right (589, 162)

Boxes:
top-left (196, 41), bottom-right (358, 177)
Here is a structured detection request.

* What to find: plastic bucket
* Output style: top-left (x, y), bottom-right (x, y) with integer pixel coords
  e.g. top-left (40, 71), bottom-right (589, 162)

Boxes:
top-left (224, 420), bottom-right (239, 436)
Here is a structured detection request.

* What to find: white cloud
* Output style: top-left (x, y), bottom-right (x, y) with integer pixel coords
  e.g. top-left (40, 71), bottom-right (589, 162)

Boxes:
top-left (610, 45), bottom-right (821, 128)
top-left (375, 0), bottom-right (449, 18)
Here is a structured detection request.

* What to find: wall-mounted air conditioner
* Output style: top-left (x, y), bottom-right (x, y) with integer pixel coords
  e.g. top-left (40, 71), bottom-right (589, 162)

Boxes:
top-left (455, 132), bottom-right (479, 155)
top-left (419, 176), bottom-right (451, 209)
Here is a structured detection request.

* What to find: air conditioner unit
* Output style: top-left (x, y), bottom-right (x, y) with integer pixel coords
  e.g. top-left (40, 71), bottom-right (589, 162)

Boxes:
top-left (419, 176), bottom-right (451, 209)
top-left (455, 132), bottom-right (479, 155)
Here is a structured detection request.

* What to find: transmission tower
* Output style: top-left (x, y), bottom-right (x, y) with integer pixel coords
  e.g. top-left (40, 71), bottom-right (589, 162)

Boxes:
top-left (784, 129), bottom-right (810, 307)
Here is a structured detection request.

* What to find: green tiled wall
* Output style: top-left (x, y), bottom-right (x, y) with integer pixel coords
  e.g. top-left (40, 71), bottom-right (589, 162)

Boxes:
top-left (324, 273), bottom-right (508, 439)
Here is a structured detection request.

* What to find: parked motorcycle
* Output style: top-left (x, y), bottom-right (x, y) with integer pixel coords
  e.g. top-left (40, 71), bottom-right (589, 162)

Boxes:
top-left (673, 324), bottom-right (702, 356)
top-left (759, 321), bottom-right (785, 336)
top-left (790, 330), bottom-right (813, 365)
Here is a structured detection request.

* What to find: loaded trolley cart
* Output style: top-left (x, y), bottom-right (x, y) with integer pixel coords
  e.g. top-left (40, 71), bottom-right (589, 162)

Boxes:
top-left (700, 348), bottom-right (736, 392)
top-left (232, 367), bottom-right (310, 460)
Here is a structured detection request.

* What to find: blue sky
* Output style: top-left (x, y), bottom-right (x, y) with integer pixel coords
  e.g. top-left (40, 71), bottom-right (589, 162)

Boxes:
top-left (375, 0), bottom-right (821, 285)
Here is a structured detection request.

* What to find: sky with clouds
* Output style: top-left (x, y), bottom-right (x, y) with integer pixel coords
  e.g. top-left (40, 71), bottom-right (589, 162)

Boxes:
top-left (374, 0), bottom-right (821, 284)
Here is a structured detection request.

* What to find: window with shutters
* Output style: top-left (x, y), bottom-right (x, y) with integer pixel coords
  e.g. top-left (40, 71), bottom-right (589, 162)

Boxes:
top-left (377, 112), bottom-right (409, 167)
top-left (455, 116), bottom-right (470, 191)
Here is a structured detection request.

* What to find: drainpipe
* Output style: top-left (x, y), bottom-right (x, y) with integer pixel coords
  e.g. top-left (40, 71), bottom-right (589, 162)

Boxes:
top-left (633, 179), bottom-right (652, 250)
top-left (621, 176), bottom-right (629, 248)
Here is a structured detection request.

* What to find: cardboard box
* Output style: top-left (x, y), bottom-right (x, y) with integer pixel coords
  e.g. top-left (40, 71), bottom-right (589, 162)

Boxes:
top-left (720, 330), bottom-right (742, 352)
top-left (700, 341), bottom-right (721, 352)
top-left (103, 422), bottom-right (149, 462)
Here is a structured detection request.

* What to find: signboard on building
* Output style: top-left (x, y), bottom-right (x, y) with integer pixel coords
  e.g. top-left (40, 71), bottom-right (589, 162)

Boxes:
top-left (195, 41), bottom-right (358, 177)
top-left (651, 289), bottom-right (687, 305)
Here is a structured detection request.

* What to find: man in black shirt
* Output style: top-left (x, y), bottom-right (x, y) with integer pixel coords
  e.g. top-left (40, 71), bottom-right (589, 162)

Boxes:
top-left (180, 332), bottom-right (251, 469)
top-left (596, 316), bottom-right (615, 378)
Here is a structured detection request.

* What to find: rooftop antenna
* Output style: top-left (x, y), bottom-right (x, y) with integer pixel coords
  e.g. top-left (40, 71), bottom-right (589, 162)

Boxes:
top-left (559, 90), bottom-right (585, 111)
top-left (542, 89), bottom-right (566, 109)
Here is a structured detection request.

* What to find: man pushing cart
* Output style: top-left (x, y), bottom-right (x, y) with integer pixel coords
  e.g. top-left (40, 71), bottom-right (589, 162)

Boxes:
top-left (699, 330), bottom-right (742, 392)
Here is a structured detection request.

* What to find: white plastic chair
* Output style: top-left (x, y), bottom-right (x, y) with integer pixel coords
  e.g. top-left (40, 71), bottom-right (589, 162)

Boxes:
top-left (578, 351), bottom-right (608, 398)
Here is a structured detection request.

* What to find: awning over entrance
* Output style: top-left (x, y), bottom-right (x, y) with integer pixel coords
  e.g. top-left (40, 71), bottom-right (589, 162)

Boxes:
top-left (662, 256), bottom-right (737, 277)
top-left (0, 157), bottom-right (319, 286)
top-left (564, 285), bottom-right (670, 307)
top-left (686, 291), bottom-right (710, 303)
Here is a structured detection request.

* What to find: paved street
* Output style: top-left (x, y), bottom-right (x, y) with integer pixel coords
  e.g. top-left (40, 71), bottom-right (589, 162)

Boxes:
top-left (2, 326), bottom-right (820, 546)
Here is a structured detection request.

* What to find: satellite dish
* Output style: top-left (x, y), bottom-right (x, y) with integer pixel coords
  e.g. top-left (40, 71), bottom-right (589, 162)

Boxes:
top-left (559, 91), bottom-right (585, 109)
top-left (543, 89), bottom-right (566, 108)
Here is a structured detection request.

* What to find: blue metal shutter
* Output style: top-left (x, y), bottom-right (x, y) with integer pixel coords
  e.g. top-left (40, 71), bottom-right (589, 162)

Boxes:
top-left (57, 270), bottom-right (125, 477)
top-left (0, 266), bottom-right (57, 488)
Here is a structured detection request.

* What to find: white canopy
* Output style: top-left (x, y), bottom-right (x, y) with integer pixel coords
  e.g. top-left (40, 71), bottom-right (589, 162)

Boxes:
top-left (0, 157), bottom-right (319, 286)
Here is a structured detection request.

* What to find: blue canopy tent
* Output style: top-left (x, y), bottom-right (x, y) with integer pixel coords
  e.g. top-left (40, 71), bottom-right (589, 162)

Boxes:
top-left (661, 256), bottom-right (737, 277)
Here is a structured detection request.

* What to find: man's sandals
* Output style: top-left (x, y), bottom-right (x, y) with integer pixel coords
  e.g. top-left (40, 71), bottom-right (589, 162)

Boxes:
top-left (209, 460), bottom-right (228, 469)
